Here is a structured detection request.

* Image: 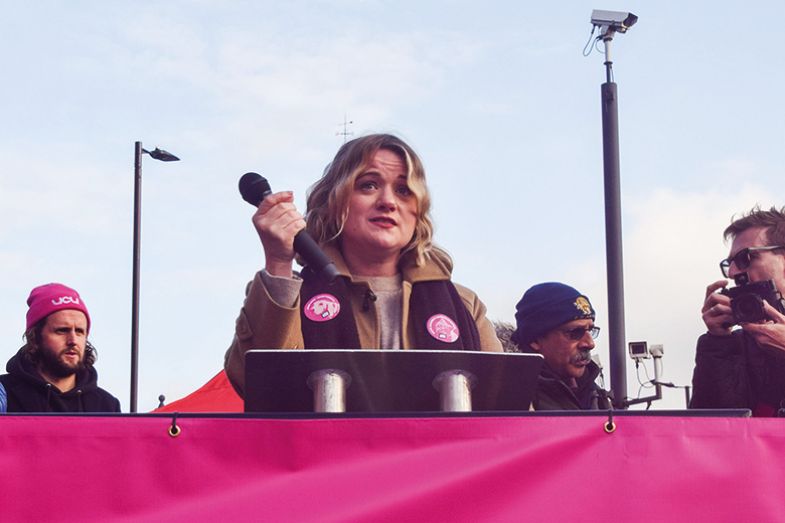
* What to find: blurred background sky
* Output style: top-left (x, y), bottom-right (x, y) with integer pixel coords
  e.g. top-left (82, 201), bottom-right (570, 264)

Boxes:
top-left (1, 1), bottom-right (782, 411)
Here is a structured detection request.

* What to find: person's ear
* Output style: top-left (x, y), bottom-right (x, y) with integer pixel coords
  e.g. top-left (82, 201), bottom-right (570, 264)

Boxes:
top-left (530, 339), bottom-right (542, 353)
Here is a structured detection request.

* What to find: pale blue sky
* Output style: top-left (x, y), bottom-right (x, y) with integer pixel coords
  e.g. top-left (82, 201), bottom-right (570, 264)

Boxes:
top-left (1, 1), bottom-right (782, 410)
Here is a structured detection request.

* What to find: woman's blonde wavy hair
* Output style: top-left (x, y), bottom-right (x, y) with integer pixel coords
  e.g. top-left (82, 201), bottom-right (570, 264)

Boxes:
top-left (305, 134), bottom-right (450, 268)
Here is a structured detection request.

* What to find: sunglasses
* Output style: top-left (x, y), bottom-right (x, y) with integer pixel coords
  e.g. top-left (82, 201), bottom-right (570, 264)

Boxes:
top-left (719, 246), bottom-right (785, 278)
top-left (560, 325), bottom-right (601, 341)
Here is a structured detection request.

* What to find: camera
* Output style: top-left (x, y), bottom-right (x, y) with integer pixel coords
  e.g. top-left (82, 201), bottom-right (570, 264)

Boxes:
top-left (628, 341), bottom-right (649, 360)
top-left (720, 273), bottom-right (785, 324)
top-left (590, 10), bottom-right (638, 33)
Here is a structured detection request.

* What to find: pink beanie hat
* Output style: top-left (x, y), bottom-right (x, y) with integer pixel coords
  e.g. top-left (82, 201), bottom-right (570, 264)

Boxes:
top-left (26, 283), bottom-right (91, 332)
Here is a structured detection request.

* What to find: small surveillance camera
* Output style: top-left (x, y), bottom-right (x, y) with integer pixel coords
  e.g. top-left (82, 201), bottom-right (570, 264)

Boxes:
top-left (590, 9), bottom-right (638, 33)
top-left (628, 341), bottom-right (650, 360)
top-left (649, 344), bottom-right (664, 358)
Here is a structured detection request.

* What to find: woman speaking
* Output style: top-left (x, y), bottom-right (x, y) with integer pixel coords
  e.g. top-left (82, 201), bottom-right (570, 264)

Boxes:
top-left (224, 134), bottom-right (501, 394)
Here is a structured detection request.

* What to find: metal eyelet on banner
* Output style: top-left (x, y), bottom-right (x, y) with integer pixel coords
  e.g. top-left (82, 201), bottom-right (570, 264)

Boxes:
top-left (603, 410), bottom-right (616, 434)
top-left (168, 412), bottom-right (181, 438)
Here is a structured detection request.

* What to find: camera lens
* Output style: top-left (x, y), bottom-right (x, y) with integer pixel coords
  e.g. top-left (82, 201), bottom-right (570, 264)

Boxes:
top-left (732, 294), bottom-right (765, 323)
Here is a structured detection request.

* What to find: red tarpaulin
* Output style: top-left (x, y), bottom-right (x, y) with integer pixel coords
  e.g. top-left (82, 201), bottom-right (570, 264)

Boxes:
top-left (154, 370), bottom-right (243, 413)
top-left (1, 414), bottom-right (783, 522)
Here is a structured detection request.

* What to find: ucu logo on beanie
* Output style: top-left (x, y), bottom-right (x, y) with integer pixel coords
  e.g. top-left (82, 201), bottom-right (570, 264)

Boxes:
top-left (26, 283), bottom-right (91, 332)
top-left (52, 296), bottom-right (81, 306)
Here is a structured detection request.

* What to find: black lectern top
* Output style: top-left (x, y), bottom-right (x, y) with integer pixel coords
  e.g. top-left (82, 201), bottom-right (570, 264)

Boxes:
top-left (244, 349), bottom-right (543, 413)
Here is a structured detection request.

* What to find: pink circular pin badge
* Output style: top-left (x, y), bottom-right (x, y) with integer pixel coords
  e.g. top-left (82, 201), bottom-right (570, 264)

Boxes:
top-left (426, 314), bottom-right (460, 343)
top-left (304, 294), bottom-right (341, 322)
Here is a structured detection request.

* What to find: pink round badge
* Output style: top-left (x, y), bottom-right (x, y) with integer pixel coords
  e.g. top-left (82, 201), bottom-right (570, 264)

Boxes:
top-left (304, 293), bottom-right (341, 322)
top-left (426, 314), bottom-right (460, 343)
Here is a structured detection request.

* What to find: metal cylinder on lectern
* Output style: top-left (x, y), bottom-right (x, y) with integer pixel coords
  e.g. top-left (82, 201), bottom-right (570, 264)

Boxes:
top-left (307, 369), bottom-right (351, 413)
top-left (433, 370), bottom-right (476, 412)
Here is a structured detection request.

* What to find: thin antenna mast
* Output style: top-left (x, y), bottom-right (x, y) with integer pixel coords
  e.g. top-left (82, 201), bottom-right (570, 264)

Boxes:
top-left (336, 114), bottom-right (354, 143)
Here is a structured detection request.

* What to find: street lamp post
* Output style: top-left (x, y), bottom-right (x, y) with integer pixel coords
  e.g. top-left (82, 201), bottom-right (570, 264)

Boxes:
top-left (131, 141), bottom-right (179, 413)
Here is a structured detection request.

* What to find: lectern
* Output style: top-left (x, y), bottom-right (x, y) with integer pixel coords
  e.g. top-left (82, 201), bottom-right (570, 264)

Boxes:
top-left (244, 349), bottom-right (543, 414)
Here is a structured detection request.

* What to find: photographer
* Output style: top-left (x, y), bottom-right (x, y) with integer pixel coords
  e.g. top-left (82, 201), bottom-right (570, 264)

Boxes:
top-left (692, 206), bottom-right (785, 416)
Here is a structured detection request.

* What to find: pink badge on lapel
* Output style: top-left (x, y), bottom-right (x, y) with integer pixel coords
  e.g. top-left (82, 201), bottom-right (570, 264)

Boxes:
top-left (304, 294), bottom-right (341, 322)
top-left (426, 314), bottom-right (460, 343)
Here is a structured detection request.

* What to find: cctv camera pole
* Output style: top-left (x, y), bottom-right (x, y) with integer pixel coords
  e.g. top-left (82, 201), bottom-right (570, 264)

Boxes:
top-left (600, 32), bottom-right (628, 408)
top-left (625, 354), bottom-right (663, 408)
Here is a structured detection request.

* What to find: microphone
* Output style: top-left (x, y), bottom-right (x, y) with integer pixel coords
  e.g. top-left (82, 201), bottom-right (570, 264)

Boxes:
top-left (239, 172), bottom-right (339, 283)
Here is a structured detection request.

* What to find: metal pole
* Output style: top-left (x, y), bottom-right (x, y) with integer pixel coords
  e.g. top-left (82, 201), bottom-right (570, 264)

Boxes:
top-left (130, 141), bottom-right (142, 413)
top-left (433, 370), bottom-right (476, 412)
top-left (652, 354), bottom-right (663, 401)
top-left (600, 37), bottom-right (628, 408)
top-left (307, 369), bottom-right (351, 413)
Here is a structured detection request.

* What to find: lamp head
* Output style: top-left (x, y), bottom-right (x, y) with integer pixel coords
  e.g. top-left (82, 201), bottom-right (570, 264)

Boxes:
top-left (143, 147), bottom-right (180, 162)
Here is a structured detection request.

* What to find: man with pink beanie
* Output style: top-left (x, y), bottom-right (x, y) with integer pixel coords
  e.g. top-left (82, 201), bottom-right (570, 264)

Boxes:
top-left (0, 283), bottom-right (120, 412)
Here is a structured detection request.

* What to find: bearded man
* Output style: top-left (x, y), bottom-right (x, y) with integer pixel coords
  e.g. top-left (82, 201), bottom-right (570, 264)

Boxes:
top-left (0, 283), bottom-right (120, 412)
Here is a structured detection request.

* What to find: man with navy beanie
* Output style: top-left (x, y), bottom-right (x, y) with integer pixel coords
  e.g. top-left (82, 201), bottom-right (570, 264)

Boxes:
top-left (512, 282), bottom-right (610, 410)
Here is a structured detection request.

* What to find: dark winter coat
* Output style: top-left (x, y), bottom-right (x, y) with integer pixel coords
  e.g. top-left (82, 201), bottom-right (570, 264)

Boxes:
top-left (0, 348), bottom-right (120, 413)
top-left (533, 360), bottom-right (610, 410)
top-left (690, 331), bottom-right (785, 416)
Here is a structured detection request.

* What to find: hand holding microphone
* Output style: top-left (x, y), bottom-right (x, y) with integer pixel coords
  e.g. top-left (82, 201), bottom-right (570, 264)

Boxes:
top-left (239, 173), bottom-right (339, 282)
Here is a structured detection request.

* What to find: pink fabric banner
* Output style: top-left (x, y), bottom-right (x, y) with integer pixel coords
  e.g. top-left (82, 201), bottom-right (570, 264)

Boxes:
top-left (1, 414), bottom-right (783, 522)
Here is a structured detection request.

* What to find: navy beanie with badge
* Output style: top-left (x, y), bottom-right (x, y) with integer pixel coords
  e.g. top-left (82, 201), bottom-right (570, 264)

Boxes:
top-left (511, 282), bottom-right (595, 346)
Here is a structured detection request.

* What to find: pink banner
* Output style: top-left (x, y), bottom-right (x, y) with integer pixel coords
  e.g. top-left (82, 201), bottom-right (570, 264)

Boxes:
top-left (1, 414), bottom-right (783, 522)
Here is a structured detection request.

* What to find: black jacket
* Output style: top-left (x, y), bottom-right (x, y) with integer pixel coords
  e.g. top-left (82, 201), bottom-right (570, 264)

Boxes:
top-left (0, 348), bottom-right (121, 413)
top-left (534, 361), bottom-right (610, 410)
top-left (690, 331), bottom-right (785, 415)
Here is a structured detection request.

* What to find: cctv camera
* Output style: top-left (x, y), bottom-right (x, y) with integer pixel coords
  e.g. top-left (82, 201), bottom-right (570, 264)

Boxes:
top-left (628, 341), bottom-right (650, 360)
top-left (649, 344), bottom-right (664, 358)
top-left (591, 9), bottom-right (638, 33)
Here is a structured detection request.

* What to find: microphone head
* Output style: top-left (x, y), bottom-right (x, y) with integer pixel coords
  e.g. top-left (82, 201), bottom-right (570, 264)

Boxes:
top-left (239, 172), bottom-right (272, 206)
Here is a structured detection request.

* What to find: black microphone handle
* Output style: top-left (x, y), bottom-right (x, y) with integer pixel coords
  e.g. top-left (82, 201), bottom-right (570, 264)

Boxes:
top-left (293, 231), bottom-right (341, 282)
top-left (239, 172), bottom-right (339, 282)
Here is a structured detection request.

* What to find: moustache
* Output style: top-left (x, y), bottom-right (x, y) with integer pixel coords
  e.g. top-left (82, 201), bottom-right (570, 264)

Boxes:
top-left (570, 350), bottom-right (592, 365)
top-left (58, 347), bottom-right (82, 360)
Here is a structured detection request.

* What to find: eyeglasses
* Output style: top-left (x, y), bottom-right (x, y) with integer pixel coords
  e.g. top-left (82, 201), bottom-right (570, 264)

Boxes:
top-left (719, 246), bottom-right (785, 278)
top-left (560, 325), bottom-right (601, 341)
